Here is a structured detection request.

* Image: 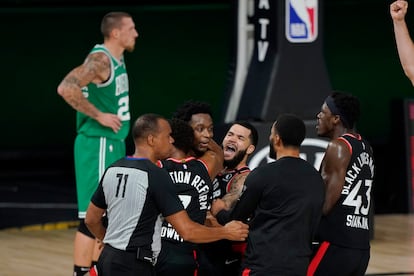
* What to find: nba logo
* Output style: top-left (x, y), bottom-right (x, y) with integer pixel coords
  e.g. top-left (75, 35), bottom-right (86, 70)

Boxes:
top-left (285, 0), bottom-right (318, 43)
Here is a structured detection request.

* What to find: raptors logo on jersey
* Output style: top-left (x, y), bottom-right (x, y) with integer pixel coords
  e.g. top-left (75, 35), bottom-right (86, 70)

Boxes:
top-left (212, 166), bottom-right (251, 200)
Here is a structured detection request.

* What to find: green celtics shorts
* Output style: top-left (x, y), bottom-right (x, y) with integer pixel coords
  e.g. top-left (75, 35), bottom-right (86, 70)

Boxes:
top-left (74, 134), bottom-right (126, 218)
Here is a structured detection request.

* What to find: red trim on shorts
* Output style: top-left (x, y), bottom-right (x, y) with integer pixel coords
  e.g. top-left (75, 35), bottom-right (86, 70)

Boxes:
top-left (193, 249), bottom-right (198, 276)
top-left (307, 241), bottom-right (330, 276)
top-left (89, 265), bottom-right (98, 276)
top-left (242, 267), bottom-right (251, 276)
top-left (232, 242), bottom-right (247, 255)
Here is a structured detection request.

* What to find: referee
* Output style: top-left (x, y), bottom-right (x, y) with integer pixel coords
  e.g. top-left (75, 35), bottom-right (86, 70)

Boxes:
top-left (85, 113), bottom-right (249, 276)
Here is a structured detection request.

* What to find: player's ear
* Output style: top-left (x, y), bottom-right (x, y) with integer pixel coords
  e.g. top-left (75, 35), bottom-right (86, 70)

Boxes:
top-left (246, 144), bottom-right (255, 155)
top-left (274, 134), bottom-right (282, 147)
top-left (147, 133), bottom-right (155, 146)
top-left (333, 114), bottom-right (341, 125)
top-left (111, 28), bottom-right (120, 39)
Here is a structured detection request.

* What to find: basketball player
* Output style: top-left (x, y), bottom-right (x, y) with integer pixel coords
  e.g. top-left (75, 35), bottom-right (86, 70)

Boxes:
top-left (201, 121), bottom-right (259, 276)
top-left (173, 100), bottom-right (214, 158)
top-left (307, 92), bottom-right (375, 276)
top-left (85, 114), bottom-right (249, 276)
top-left (390, 0), bottom-right (414, 85)
top-left (155, 118), bottom-right (223, 276)
top-left (57, 12), bottom-right (138, 275)
top-left (213, 114), bottom-right (325, 275)
top-left (212, 121), bottom-right (259, 209)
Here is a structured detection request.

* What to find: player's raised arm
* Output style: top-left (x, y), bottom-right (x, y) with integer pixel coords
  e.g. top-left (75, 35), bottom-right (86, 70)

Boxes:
top-left (391, 0), bottom-right (414, 85)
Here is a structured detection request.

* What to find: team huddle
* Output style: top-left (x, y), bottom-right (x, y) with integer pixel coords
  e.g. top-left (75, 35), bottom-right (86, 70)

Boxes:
top-left (57, 9), bottom-right (378, 276)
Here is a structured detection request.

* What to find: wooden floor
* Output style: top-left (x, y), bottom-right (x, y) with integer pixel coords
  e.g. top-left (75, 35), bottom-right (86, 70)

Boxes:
top-left (0, 214), bottom-right (412, 276)
top-left (366, 214), bottom-right (414, 275)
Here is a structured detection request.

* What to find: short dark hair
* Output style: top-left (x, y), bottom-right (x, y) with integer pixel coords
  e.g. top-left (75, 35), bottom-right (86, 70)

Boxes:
top-left (232, 120), bottom-right (259, 147)
top-left (132, 113), bottom-right (164, 141)
top-left (101, 12), bottom-right (132, 38)
top-left (330, 91), bottom-right (360, 129)
top-left (273, 114), bottom-right (306, 147)
top-left (169, 118), bottom-right (194, 154)
top-left (173, 100), bottom-right (213, 122)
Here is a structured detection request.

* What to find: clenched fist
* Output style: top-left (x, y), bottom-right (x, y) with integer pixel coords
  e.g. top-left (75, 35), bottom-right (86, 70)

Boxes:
top-left (223, 220), bottom-right (249, 241)
top-left (391, 0), bottom-right (408, 21)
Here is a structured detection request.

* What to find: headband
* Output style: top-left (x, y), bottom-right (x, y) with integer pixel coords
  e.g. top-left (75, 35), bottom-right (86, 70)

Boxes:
top-left (325, 95), bottom-right (350, 128)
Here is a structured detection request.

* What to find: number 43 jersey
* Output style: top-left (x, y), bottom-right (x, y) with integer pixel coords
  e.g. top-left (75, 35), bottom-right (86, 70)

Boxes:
top-left (317, 133), bottom-right (375, 249)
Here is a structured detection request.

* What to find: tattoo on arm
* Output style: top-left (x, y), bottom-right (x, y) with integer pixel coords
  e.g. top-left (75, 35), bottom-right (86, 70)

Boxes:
top-left (84, 53), bottom-right (110, 79)
top-left (59, 53), bottom-right (110, 117)
top-left (222, 174), bottom-right (248, 209)
top-left (62, 53), bottom-right (109, 87)
top-left (65, 75), bottom-right (81, 87)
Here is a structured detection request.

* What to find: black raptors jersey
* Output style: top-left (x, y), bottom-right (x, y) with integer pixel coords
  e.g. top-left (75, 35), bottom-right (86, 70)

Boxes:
top-left (159, 157), bottom-right (212, 243)
top-left (212, 166), bottom-right (250, 200)
top-left (317, 134), bottom-right (375, 249)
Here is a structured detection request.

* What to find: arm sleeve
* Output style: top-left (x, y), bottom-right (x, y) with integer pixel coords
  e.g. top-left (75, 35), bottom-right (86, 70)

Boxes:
top-left (216, 209), bottom-right (231, 225)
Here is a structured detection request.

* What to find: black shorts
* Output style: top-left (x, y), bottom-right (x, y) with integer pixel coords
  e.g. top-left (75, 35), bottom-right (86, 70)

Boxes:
top-left (97, 244), bottom-right (154, 276)
top-left (308, 241), bottom-right (370, 276)
top-left (198, 240), bottom-right (241, 276)
top-left (155, 241), bottom-right (197, 276)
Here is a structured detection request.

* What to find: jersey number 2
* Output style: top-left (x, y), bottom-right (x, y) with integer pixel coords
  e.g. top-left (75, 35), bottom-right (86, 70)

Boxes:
top-left (118, 96), bottom-right (130, 121)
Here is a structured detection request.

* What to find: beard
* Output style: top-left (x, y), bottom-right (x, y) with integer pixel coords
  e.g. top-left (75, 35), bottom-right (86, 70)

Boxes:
top-left (269, 142), bottom-right (276, 159)
top-left (125, 43), bottom-right (135, 53)
top-left (224, 148), bottom-right (247, 170)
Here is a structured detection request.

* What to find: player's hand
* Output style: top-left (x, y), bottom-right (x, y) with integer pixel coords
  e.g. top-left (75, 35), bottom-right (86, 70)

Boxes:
top-left (391, 0), bottom-right (408, 21)
top-left (223, 220), bottom-right (249, 241)
top-left (96, 112), bottom-right (122, 133)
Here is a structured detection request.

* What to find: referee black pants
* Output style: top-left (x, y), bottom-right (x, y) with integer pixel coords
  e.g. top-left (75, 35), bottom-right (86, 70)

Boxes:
top-left (97, 244), bottom-right (154, 276)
